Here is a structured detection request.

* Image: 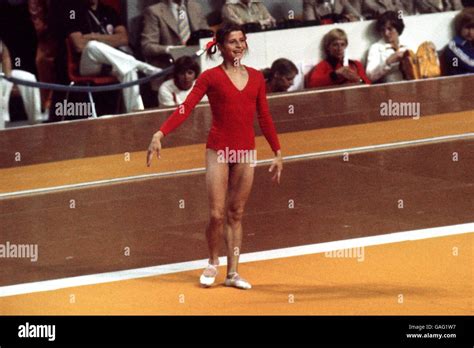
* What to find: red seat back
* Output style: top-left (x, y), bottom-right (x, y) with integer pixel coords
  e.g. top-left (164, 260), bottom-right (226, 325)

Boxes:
top-left (100, 0), bottom-right (121, 16)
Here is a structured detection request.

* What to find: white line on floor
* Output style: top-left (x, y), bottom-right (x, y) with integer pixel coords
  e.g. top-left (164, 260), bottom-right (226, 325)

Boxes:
top-left (1, 132), bottom-right (472, 199)
top-left (0, 222), bottom-right (472, 298)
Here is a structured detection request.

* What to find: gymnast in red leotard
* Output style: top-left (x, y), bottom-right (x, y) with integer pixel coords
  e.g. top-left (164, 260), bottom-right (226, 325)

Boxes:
top-left (146, 24), bottom-right (283, 290)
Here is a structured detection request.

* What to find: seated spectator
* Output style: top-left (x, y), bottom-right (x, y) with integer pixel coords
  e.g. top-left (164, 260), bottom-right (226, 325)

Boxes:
top-left (307, 28), bottom-right (371, 88)
top-left (400, 0), bottom-right (417, 14)
top-left (362, 0), bottom-right (405, 19)
top-left (366, 11), bottom-right (415, 83)
top-left (141, 0), bottom-right (209, 70)
top-left (222, 0), bottom-right (276, 30)
top-left (415, 0), bottom-right (463, 13)
top-left (158, 56), bottom-right (208, 107)
top-left (67, 0), bottom-right (160, 112)
top-left (303, 0), bottom-right (363, 24)
top-left (445, 7), bottom-right (474, 74)
top-left (1, 38), bottom-right (44, 129)
top-left (263, 58), bottom-right (298, 93)
top-left (28, 0), bottom-right (58, 112)
top-left (349, 0), bottom-right (364, 16)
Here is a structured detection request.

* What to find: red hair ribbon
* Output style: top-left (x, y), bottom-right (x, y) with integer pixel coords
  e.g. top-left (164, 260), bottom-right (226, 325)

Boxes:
top-left (206, 37), bottom-right (217, 50)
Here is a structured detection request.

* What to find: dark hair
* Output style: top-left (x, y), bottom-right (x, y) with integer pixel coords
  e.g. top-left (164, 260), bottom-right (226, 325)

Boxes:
top-left (263, 58), bottom-right (298, 81)
top-left (173, 56), bottom-right (201, 80)
top-left (206, 24), bottom-right (247, 58)
top-left (375, 11), bottom-right (405, 35)
top-left (455, 8), bottom-right (474, 37)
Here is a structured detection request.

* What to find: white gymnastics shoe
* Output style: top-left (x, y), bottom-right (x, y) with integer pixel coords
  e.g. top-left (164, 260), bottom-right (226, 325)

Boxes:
top-left (224, 273), bottom-right (252, 290)
top-left (199, 263), bottom-right (218, 287)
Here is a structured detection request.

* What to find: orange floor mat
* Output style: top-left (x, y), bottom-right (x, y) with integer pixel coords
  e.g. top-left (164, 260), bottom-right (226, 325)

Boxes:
top-left (1, 233), bottom-right (472, 315)
top-left (1, 110), bottom-right (473, 194)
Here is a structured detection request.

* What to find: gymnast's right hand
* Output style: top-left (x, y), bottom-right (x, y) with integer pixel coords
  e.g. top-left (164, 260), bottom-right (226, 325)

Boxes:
top-left (146, 131), bottom-right (164, 167)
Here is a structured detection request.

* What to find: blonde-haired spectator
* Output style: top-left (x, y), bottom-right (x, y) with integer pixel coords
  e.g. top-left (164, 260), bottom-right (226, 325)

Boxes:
top-left (307, 28), bottom-right (371, 88)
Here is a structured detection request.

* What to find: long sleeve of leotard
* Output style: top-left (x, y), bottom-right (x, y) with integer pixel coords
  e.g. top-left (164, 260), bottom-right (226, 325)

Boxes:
top-left (159, 71), bottom-right (209, 136)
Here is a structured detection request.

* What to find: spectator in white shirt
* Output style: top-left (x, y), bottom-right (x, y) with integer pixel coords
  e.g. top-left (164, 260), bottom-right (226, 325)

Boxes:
top-left (366, 11), bottom-right (415, 83)
top-left (1, 38), bottom-right (44, 129)
top-left (158, 56), bottom-right (208, 107)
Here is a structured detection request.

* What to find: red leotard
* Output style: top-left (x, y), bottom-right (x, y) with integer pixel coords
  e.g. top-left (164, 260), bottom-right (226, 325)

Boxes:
top-left (159, 65), bottom-right (281, 153)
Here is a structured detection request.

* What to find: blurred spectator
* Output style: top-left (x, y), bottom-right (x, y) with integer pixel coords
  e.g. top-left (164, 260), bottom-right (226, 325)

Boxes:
top-left (307, 28), bottom-right (371, 87)
top-left (400, 0), bottom-right (416, 14)
top-left (366, 11), bottom-right (415, 82)
top-left (415, 0), bottom-right (463, 13)
top-left (303, 0), bottom-right (363, 23)
top-left (67, 0), bottom-right (160, 112)
top-left (1, 38), bottom-right (44, 129)
top-left (362, 0), bottom-right (405, 19)
top-left (28, 0), bottom-right (58, 111)
top-left (445, 7), bottom-right (474, 74)
top-left (348, 0), bottom-right (364, 13)
top-left (141, 0), bottom-right (209, 69)
top-left (222, 0), bottom-right (276, 29)
top-left (0, 0), bottom-right (37, 74)
top-left (158, 55), bottom-right (208, 106)
top-left (263, 58), bottom-right (298, 93)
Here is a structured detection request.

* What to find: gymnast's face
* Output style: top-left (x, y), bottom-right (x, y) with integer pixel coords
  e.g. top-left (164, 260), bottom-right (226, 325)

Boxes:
top-left (461, 25), bottom-right (474, 42)
top-left (219, 31), bottom-right (248, 65)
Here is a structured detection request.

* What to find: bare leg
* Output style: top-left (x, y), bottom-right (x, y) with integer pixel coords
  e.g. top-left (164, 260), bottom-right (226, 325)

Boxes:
top-left (205, 149), bottom-right (229, 266)
top-left (224, 161), bottom-right (254, 276)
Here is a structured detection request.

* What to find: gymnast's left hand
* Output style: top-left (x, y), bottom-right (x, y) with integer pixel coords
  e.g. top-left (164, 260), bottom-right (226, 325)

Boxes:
top-left (269, 150), bottom-right (283, 184)
top-left (146, 131), bottom-right (163, 167)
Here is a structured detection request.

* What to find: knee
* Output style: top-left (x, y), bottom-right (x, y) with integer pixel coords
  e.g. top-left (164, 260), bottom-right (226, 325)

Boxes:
top-left (209, 209), bottom-right (225, 226)
top-left (84, 40), bottom-right (102, 54)
top-left (11, 70), bottom-right (36, 82)
top-left (227, 206), bottom-right (244, 225)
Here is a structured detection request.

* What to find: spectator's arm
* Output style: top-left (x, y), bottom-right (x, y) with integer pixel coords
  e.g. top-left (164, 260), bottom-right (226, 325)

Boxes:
top-left (355, 61), bottom-right (371, 84)
top-left (342, 0), bottom-right (363, 19)
top-left (92, 25), bottom-right (129, 48)
top-left (141, 7), bottom-right (169, 57)
top-left (69, 31), bottom-right (91, 54)
top-left (366, 44), bottom-right (391, 82)
top-left (307, 62), bottom-right (336, 88)
top-left (444, 47), bottom-right (460, 75)
top-left (415, 0), bottom-right (437, 13)
top-left (452, 0), bottom-right (463, 10)
top-left (303, 0), bottom-right (317, 21)
top-left (158, 83), bottom-right (177, 107)
top-left (2, 43), bottom-right (12, 76)
top-left (221, 4), bottom-right (245, 25)
top-left (362, 0), bottom-right (385, 17)
top-left (257, 3), bottom-right (276, 26)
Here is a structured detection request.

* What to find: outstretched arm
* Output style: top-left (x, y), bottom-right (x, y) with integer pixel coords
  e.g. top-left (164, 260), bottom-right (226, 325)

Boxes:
top-left (256, 72), bottom-right (283, 183)
top-left (147, 71), bottom-right (209, 166)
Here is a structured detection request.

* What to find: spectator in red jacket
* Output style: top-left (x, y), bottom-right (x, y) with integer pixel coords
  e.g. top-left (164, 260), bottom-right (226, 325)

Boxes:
top-left (307, 28), bottom-right (371, 88)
